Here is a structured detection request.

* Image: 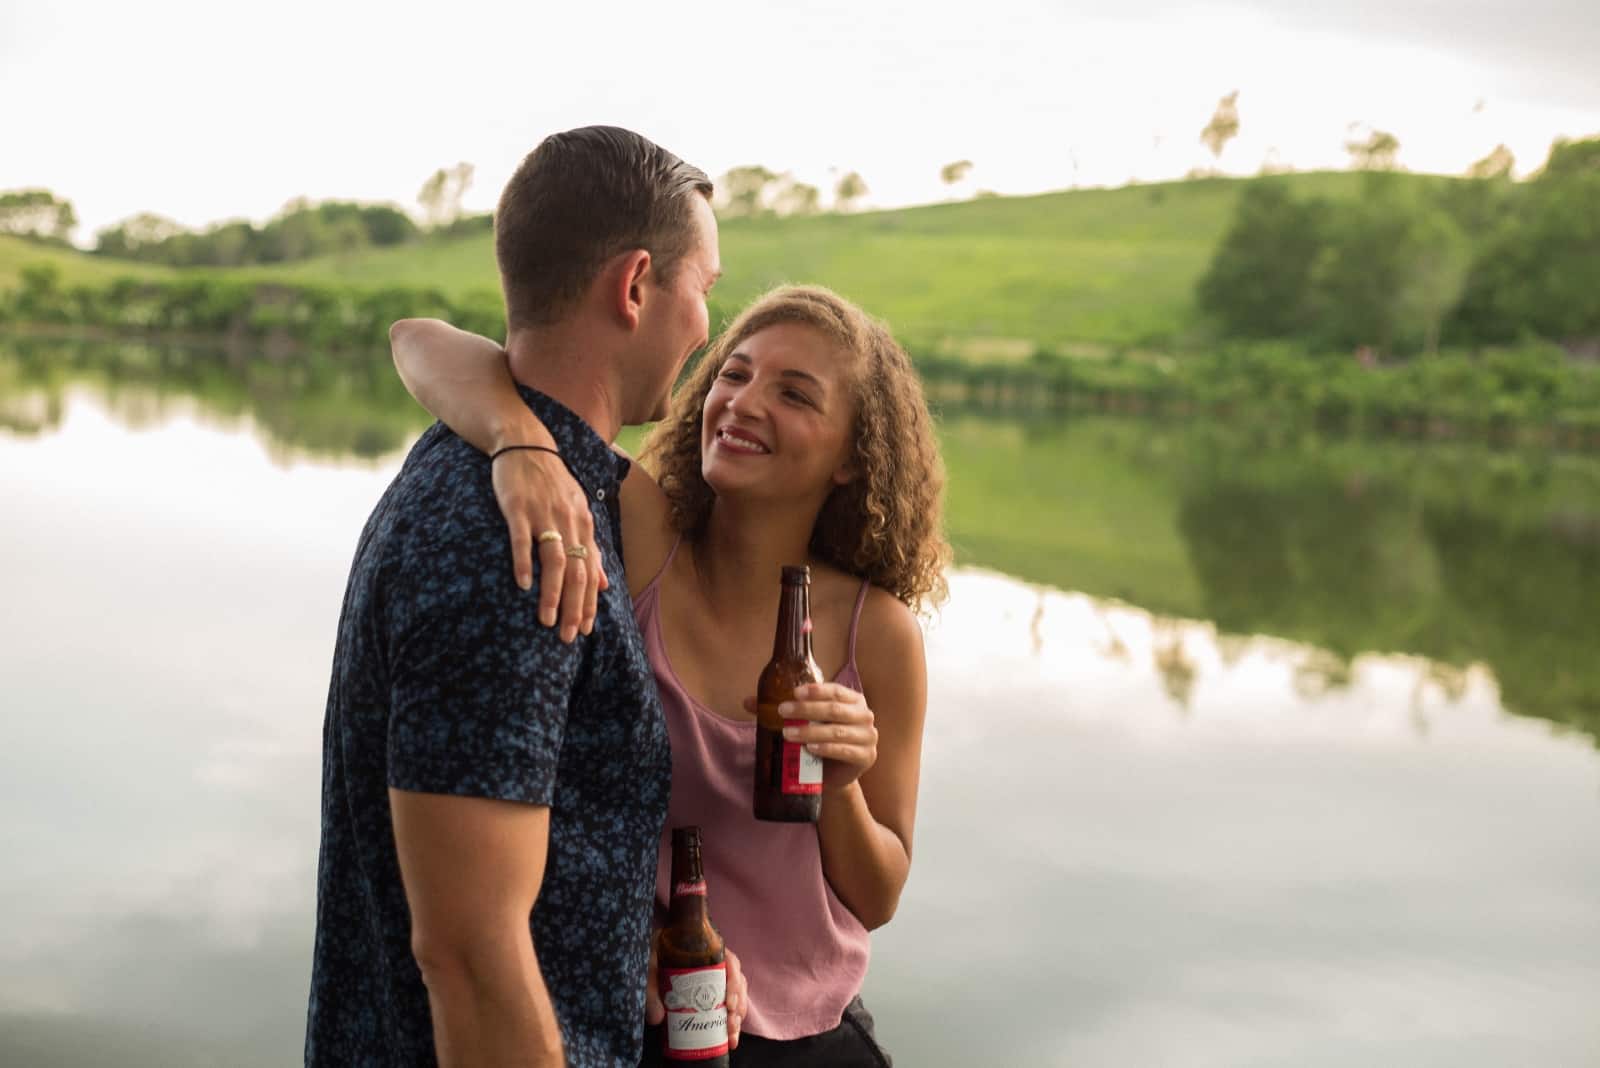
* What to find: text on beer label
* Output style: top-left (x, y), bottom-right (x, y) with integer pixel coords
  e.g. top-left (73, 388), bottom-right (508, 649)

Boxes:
top-left (781, 718), bottom-right (824, 794)
top-left (673, 880), bottom-right (707, 898)
top-left (659, 964), bottom-right (728, 1059)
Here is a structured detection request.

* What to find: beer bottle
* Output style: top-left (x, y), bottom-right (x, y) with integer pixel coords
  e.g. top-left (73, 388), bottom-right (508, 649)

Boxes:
top-left (656, 826), bottom-right (730, 1066)
top-left (754, 565), bottom-right (824, 822)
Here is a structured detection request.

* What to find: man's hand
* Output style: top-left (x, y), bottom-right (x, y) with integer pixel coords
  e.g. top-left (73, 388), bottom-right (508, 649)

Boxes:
top-left (646, 942), bottom-right (748, 1050)
top-left (492, 448), bottom-right (608, 643)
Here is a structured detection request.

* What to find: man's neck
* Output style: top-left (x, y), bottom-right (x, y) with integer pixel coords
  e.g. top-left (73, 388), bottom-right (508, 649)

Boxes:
top-left (504, 327), bottom-right (624, 444)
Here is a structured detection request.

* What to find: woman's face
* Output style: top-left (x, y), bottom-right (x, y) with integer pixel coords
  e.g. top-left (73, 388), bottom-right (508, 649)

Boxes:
top-left (698, 321), bottom-right (857, 504)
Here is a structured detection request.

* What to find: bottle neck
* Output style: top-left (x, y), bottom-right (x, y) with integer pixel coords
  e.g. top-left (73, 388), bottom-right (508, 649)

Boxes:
top-left (773, 580), bottom-right (814, 662)
top-left (668, 833), bottom-right (710, 926)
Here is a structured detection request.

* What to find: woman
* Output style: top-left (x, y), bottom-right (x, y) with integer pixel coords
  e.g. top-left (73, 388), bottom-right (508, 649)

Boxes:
top-left (392, 285), bottom-right (949, 1066)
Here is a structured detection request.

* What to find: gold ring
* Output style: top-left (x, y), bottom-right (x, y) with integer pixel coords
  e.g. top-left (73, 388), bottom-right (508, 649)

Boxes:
top-left (536, 530), bottom-right (563, 545)
top-left (565, 544), bottom-right (590, 560)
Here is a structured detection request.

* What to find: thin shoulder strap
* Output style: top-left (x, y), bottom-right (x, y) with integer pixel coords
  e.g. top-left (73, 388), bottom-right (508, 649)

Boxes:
top-left (843, 577), bottom-right (871, 672)
top-left (634, 534), bottom-right (685, 605)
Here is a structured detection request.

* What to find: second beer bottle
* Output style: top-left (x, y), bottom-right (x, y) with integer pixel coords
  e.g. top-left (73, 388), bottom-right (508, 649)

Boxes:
top-left (754, 565), bottom-right (824, 822)
top-left (656, 826), bottom-right (730, 1065)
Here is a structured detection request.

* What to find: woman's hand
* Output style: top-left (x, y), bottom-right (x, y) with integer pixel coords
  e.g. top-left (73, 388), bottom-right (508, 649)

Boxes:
top-left (490, 448), bottom-right (609, 643)
top-left (746, 683), bottom-right (880, 794)
top-left (645, 942), bottom-right (748, 1050)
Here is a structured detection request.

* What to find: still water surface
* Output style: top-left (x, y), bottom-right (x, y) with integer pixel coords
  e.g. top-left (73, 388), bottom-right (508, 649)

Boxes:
top-left (1, 338), bottom-right (1598, 1066)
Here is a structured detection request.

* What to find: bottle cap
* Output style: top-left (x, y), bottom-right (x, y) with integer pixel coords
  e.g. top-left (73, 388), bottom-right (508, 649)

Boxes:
top-left (781, 565), bottom-right (811, 584)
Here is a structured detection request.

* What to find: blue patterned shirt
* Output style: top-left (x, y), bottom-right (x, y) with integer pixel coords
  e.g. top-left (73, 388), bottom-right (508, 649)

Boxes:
top-left (306, 387), bottom-right (672, 1067)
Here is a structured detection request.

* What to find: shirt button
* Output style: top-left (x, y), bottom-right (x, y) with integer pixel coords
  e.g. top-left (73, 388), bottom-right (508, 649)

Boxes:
top-left (596, 488), bottom-right (607, 501)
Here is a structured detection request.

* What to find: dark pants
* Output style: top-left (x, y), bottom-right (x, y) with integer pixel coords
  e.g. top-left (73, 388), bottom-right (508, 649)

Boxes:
top-left (641, 996), bottom-right (893, 1068)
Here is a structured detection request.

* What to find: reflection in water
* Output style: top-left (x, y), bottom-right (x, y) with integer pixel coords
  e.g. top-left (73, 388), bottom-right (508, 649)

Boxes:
top-left (2, 337), bottom-right (1599, 1065)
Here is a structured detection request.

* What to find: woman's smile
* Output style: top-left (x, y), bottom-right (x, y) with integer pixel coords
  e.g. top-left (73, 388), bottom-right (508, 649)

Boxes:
top-left (714, 425), bottom-right (771, 455)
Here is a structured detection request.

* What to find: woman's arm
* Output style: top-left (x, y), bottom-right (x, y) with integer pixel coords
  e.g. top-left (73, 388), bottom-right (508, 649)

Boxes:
top-left (390, 318), bottom-right (600, 641)
top-left (770, 591), bottom-right (927, 930)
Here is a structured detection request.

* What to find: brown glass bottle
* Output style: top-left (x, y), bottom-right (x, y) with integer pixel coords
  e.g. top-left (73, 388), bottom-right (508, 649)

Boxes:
top-left (754, 565), bottom-right (824, 822)
top-left (656, 826), bottom-right (729, 1065)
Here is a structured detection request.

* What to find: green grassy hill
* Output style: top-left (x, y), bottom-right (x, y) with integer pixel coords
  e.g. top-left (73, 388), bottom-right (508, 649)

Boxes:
top-left (5, 171), bottom-right (1454, 349)
top-left (0, 235), bottom-right (170, 290)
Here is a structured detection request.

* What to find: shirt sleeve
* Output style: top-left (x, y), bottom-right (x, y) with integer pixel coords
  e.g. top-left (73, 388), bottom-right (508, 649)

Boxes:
top-left (384, 544), bottom-right (583, 806)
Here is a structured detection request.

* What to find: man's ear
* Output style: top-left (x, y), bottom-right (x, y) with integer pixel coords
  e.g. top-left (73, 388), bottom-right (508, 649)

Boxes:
top-left (611, 249), bottom-right (653, 330)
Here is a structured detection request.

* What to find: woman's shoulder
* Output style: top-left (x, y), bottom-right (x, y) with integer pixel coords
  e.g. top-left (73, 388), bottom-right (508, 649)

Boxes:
top-left (811, 567), bottom-right (923, 686)
top-left (855, 584), bottom-right (923, 659)
top-left (617, 455), bottom-right (678, 596)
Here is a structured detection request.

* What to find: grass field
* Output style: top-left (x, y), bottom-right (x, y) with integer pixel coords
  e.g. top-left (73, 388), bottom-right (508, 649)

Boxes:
top-left (0, 235), bottom-right (170, 291)
top-left (4, 171), bottom-right (1453, 350)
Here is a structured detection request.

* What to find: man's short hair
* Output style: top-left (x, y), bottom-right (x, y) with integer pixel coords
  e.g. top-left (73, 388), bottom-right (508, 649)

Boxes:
top-left (495, 126), bottom-right (713, 329)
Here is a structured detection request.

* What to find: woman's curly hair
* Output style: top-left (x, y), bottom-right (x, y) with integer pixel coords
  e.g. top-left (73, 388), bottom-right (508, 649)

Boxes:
top-left (641, 285), bottom-right (950, 612)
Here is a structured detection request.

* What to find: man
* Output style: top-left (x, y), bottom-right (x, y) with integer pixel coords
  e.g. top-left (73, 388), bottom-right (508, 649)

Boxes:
top-left (307, 126), bottom-right (721, 1067)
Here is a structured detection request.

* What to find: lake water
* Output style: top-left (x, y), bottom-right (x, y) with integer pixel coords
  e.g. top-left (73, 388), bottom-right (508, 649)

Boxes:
top-left (2, 336), bottom-right (1598, 1067)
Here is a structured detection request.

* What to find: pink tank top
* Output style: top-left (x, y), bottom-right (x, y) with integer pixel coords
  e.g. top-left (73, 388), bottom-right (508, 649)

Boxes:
top-left (633, 543), bottom-right (873, 1040)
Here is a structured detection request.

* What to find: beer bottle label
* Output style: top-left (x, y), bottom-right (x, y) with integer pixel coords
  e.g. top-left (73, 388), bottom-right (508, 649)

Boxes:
top-left (660, 963), bottom-right (729, 1059)
top-left (782, 719), bottom-right (824, 795)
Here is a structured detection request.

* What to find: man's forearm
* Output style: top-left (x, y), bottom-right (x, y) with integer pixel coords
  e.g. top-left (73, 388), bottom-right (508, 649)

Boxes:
top-left (420, 934), bottom-right (565, 1067)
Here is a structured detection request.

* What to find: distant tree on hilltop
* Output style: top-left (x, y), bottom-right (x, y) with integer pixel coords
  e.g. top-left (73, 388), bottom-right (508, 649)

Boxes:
top-left (716, 165), bottom-right (779, 218)
top-left (0, 189), bottom-right (77, 244)
top-left (1200, 91), bottom-right (1241, 161)
top-left (770, 176), bottom-right (821, 217)
top-left (1467, 144), bottom-right (1515, 180)
top-left (1345, 128), bottom-right (1401, 171)
top-left (417, 162), bottom-right (475, 229)
top-left (834, 171), bottom-right (868, 212)
top-left (95, 212), bottom-right (184, 258)
top-left (940, 160), bottom-right (973, 186)
top-left (1539, 136), bottom-right (1600, 179)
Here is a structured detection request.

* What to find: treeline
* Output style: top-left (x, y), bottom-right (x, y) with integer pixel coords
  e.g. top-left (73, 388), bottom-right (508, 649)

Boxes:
top-left (1197, 135), bottom-right (1600, 355)
top-left (5, 262), bottom-right (1596, 443)
top-left (91, 202), bottom-right (492, 267)
top-left (0, 264), bottom-right (504, 350)
top-left (918, 343), bottom-right (1600, 445)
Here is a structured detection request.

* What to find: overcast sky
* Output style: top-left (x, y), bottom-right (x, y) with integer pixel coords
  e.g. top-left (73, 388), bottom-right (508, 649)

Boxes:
top-left (3, 0), bottom-right (1597, 240)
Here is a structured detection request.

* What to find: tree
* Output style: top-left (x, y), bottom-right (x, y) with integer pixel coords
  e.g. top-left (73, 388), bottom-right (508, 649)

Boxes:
top-left (1345, 129), bottom-right (1401, 171)
top-left (771, 177), bottom-right (821, 217)
top-left (1308, 192), bottom-right (1466, 354)
top-left (0, 189), bottom-right (78, 243)
top-left (1539, 136), bottom-right (1600, 179)
top-left (834, 171), bottom-right (868, 212)
top-left (417, 162), bottom-right (475, 229)
top-left (715, 165), bottom-right (779, 218)
top-left (1196, 182), bottom-right (1325, 337)
top-left (1456, 135), bottom-right (1600, 345)
top-left (1467, 144), bottom-right (1515, 180)
top-left (939, 160), bottom-right (973, 185)
top-left (1199, 91), bottom-right (1241, 160)
top-left (94, 212), bottom-right (185, 258)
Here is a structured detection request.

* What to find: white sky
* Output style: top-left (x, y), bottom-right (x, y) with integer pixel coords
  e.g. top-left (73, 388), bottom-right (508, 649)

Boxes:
top-left (3, 0), bottom-right (1597, 241)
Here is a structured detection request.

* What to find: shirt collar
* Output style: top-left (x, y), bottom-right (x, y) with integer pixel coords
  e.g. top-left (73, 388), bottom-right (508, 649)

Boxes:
top-left (514, 385), bottom-right (629, 499)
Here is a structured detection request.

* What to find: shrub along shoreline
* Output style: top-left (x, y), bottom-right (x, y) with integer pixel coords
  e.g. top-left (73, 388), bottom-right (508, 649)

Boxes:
top-left (2, 264), bottom-right (1597, 449)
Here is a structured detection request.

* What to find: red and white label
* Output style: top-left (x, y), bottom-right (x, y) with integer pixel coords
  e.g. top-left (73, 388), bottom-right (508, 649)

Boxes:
top-left (782, 719), bottom-right (824, 795)
top-left (672, 880), bottom-right (707, 898)
top-left (660, 963), bottom-right (728, 1060)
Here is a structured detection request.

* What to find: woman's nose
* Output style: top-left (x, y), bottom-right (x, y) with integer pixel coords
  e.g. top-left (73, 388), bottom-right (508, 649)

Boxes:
top-left (725, 385), bottom-right (761, 418)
